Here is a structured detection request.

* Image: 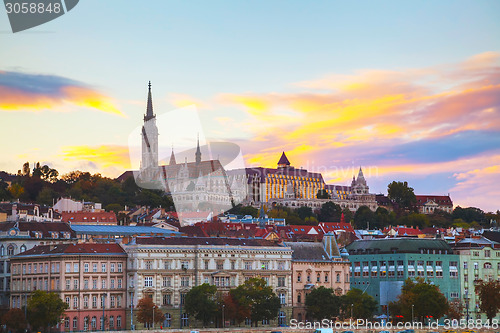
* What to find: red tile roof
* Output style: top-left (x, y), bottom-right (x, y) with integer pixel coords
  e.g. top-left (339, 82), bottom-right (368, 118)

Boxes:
top-left (61, 212), bottom-right (117, 223)
top-left (14, 243), bottom-right (126, 256)
top-left (319, 222), bottom-right (355, 233)
top-left (415, 195), bottom-right (453, 206)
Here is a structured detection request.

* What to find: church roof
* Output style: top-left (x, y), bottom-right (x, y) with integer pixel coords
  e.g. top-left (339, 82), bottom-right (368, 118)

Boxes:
top-left (144, 81), bottom-right (155, 121)
top-left (277, 152), bottom-right (291, 166)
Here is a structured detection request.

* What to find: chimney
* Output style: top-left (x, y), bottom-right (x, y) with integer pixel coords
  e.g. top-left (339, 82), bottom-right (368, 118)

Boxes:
top-left (12, 204), bottom-right (17, 219)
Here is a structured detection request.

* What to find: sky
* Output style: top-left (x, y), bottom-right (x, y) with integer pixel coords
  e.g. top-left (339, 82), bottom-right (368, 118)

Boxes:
top-left (1, 1), bottom-right (500, 212)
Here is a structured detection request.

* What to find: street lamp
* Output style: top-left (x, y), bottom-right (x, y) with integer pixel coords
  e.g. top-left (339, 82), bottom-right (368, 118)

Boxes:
top-left (152, 304), bottom-right (156, 330)
top-left (222, 304), bottom-right (225, 329)
top-left (411, 304), bottom-right (414, 323)
top-left (102, 294), bottom-right (106, 331)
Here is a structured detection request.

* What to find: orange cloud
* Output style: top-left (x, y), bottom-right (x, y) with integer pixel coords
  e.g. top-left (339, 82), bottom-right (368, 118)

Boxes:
top-left (61, 145), bottom-right (131, 169)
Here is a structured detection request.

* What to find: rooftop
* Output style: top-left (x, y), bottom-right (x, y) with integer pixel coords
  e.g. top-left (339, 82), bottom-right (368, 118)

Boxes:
top-left (346, 237), bottom-right (453, 254)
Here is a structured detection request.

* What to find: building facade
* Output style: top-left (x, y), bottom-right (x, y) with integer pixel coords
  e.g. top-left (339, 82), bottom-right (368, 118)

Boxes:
top-left (0, 221), bottom-right (76, 308)
top-left (10, 243), bottom-right (127, 332)
top-left (122, 237), bottom-right (293, 329)
top-left (452, 237), bottom-right (500, 321)
top-left (346, 238), bottom-right (461, 315)
top-left (285, 233), bottom-right (350, 321)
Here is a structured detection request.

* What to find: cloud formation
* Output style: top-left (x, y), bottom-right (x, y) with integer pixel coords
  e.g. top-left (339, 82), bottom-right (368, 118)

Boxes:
top-left (0, 71), bottom-right (124, 116)
top-left (60, 145), bottom-right (131, 176)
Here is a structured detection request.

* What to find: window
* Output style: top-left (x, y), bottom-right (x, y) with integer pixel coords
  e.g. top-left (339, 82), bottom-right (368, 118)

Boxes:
top-left (484, 262), bottom-right (492, 269)
top-left (354, 262), bottom-right (361, 277)
top-left (279, 293), bottom-right (286, 305)
top-left (117, 295), bottom-right (122, 307)
top-left (64, 317), bottom-right (70, 329)
top-left (261, 261), bottom-right (269, 270)
top-left (297, 273), bottom-right (301, 282)
top-left (7, 245), bottom-right (14, 256)
top-left (307, 274), bottom-right (311, 282)
top-left (216, 260), bottom-right (224, 270)
top-left (118, 278), bottom-right (122, 289)
top-left (244, 261), bottom-right (252, 270)
top-left (317, 273), bottom-right (321, 282)
top-left (181, 313), bottom-right (188, 327)
top-left (325, 273), bottom-right (329, 282)
top-left (84, 279), bottom-right (88, 289)
top-left (231, 261), bottom-right (236, 270)
top-left (162, 276), bottom-right (171, 287)
top-left (180, 293), bottom-right (186, 305)
top-left (84, 263), bottom-right (89, 272)
top-left (164, 260), bottom-right (171, 270)
top-left (109, 316), bottom-right (114, 329)
top-left (92, 279), bottom-right (97, 289)
top-left (73, 296), bottom-right (78, 308)
top-left (474, 262), bottom-right (479, 270)
top-left (278, 261), bottom-right (285, 270)
top-left (463, 261), bottom-right (468, 269)
top-left (336, 273), bottom-right (340, 283)
top-left (145, 260), bottom-right (152, 270)
top-left (91, 316), bottom-right (97, 330)
top-left (83, 296), bottom-right (89, 308)
top-left (144, 276), bottom-right (153, 287)
top-left (110, 263), bottom-right (115, 272)
top-left (204, 260), bottom-right (209, 270)
top-left (163, 293), bottom-right (171, 306)
top-left (73, 317), bottom-right (78, 330)
top-left (66, 279), bottom-right (71, 290)
top-left (101, 280), bottom-right (106, 289)
top-left (110, 296), bottom-right (116, 307)
top-left (92, 296), bottom-right (97, 308)
top-left (65, 296), bottom-right (70, 306)
top-left (101, 263), bottom-right (106, 272)
top-left (164, 313), bottom-right (171, 328)
top-left (450, 292), bottom-right (459, 298)
top-left (278, 276), bottom-right (285, 287)
top-left (181, 276), bottom-right (190, 287)
top-left (473, 251), bottom-right (480, 257)
top-left (93, 263), bottom-right (98, 273)
top-left (116, 316), bottom-right (122, 328)
top-left (117, 263), bottom-right (122, 272)
top-left (297, 293), bottom-right (301, 303)
top-left (111, 279), bottom-right (115, 289)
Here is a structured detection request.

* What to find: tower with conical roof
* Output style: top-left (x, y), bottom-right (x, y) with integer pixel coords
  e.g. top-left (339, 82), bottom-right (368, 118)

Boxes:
top-left (169, 146), bottom-right (176, 165)
top-left (351, 166), bottom-right (369, 195)
top-left (141, 81), bottom-right (159, 172)
top-left (277, 151), bottom-right (291, 168)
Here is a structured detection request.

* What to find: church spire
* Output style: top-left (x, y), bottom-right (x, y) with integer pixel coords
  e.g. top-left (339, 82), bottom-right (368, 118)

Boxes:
top-left (144, 81), bottom-right (155, 121)
top-left (195, 134), bottom-right (201, 165)
top-left (169, 145), bottom-right (176, 165)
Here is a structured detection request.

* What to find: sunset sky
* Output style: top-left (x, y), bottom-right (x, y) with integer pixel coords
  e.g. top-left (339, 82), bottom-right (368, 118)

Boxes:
top-left (1, 1), bottom-right (500, 211)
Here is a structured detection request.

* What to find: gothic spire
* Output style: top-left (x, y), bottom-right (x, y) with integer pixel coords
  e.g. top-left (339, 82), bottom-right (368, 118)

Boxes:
top-left (169, 145), bottom-right (176, 165)
top-left (195, 134), bottom-right (201, 165)
top-left (144, 81), bottom-right (155, 121)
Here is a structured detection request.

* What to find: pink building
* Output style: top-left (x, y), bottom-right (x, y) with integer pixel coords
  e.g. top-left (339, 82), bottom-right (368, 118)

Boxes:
top-left (285, 233), bottom-right (350, 321)
top-left (10, 243), bottom-right (127, 332)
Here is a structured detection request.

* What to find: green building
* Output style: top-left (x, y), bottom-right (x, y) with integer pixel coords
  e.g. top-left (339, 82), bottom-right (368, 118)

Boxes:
top-left (346, 238), bottom-right (461, 316)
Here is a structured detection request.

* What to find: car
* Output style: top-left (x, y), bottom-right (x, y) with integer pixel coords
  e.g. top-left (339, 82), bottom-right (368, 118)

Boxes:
top-left (443, 330), bottom-right (457, 333)
top-left (379, 331), bottom-right (391, 333)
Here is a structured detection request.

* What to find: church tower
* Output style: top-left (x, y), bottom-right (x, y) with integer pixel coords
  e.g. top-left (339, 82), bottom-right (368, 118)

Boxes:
top-left (141, 81), bottom-right (159, 172)
top-left (195, 135), bottom-right (202, 165)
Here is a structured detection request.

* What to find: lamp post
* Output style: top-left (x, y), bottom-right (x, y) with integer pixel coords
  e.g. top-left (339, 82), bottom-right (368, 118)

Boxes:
top-left (152, 304), bottom-right (156, 330)
top-left (222, 304), bottom-right (225, 329)
top-left (465, 290), bottom-right (470, 321)
top-left (411, 304), bottom-right (414, 323)
top-left (130, 291), bottom-right (134, 330)
top-left (102, 294), bottom-right (106, 331)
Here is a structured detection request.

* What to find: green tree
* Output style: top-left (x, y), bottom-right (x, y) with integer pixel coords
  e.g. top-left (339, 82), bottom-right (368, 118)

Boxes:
top-left (452, 206), bottom-right (486, 226)
top-left (374, 207), bottom-right (394, 229)
top-left (389, 278), bottom-right (448, 322)
top-left (105, 203), bottom-right (123, 215)
top-left (342, 207), bottom-right (354, 223)
top-left (305, 286), bottom-right (341, 320)
top-left (318, 201), bottom-right (342, 222)
top-left (0, 180), bottom-right (12, 201)
top-left (398, 213), bottom-right (430, 229)
top-left (9, 183), bottom-right (24, 199)
top-left (353, 206), bottom-right (376, 229)
top-left (297, 206), bottom-right (314, 220)
top-left (27, 290), bottom-right (68, 332)
top-left (387, 181), bottom-right (417, 212)
top-left (184, 283), bottom-right (218, 326)
top-left (2, 308), bottom-right (26, 333)
top-left (341, 288), bottom-right (377, 320)
top-left (316, 189), bottom-right (331, 199)
top-left (229, 278), bottom-right (280, 327)
top-left (136, 297), bottom-right (164, 329)
top-left (475, 280), bottom-right (500, 321)
top-left (36, 187), bottom-right (58, 206)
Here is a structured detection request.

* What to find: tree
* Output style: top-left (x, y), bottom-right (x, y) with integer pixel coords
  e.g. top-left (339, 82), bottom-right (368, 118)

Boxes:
top-left (353, 206), bottom-right (375, 229)
top-left (452, 206), bottom-right (486, 226)
top-left (36, 187), bottom-right (57, 206)
top-left (397, 213), bottom-right (430, 229)
top-left (0, 180), bottom-right (12, 201)
top-left (223, 293), bottom-right (250, 325)
top-left (475, 280), bottom-right (500, 321)
top-left (318, 201), bottom-right (342, 222)
top-left (105, 203), bottom-right (123, 215)
top-left (342, 207), bottom-right (354, 224)
top-left (184, 283), bottom-right (218, 326)
top-left (229, 278), bottom-right (280, 326)
top-left (27, 290), bottom-right (68, 332)
top-left (297, 206), bottom-right (314, 220)
top-left (387, 181), bottom-right (417, 212)
top-left (341, 288), bottom-right (377, 320)
top-left (136, 297), bottom-right (164, 328)
top-left (446, 300), bottom-right (464, 320)
top-left (316, 189), bottom-right (330, 199)
top-left (9, 183), bottom-right (24, 199)
top-left (2, 308), bottom-right (26, 333)
top-left (389, 278), bottom-right (448, 322)
top-left (305, 287), bottom-right (341, 320)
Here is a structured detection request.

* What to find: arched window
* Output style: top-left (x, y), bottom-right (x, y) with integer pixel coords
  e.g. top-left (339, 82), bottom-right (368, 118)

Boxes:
top-left (20, 245), bottom-right (26, 253)
top-left (72, 317), bottom-right (78, 331)
top-left (164, 313), bottom-right (171, 328)
top-left (83, 317), bottom-right (89, 331)
top-left (64, 317), bottom-right (70, 329)
top-left (336, 273), bottom-right (340, 283)
top-left (181, 313), bottom-right (189, 327)
top-left (91, 316), bottom-right (97, 330)
top-left (109, 316), bottom-right (114, 329)
top-left (7, 245), bottom-right (14, 256)
top-left (278, 311), bottom-right (286, 326)
top-left (116, 316), bottom-right (122, 328)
